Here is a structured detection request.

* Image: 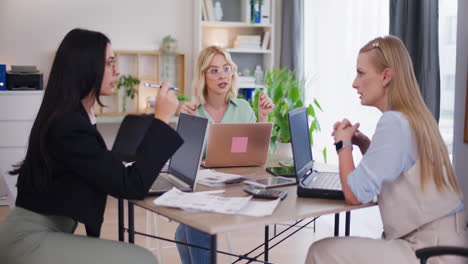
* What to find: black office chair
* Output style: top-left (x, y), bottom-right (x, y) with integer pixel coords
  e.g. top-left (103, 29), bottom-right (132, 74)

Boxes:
top-left (416, 246), bottom-right (468, 264)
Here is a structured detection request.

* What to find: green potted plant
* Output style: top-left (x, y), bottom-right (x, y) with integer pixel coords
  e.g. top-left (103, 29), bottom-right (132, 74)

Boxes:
top-left (116, 75), bottom-right (140, 113)
top-left (252, 67), bottom-right (326, 162)
top-left (160, 35), bottom-right (178, 54)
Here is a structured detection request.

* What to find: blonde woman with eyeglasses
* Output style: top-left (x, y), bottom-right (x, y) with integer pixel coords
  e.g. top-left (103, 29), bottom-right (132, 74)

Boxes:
top-left (176, 46), bottom-right (274, 264)
top-left (306, 35), bottom-right (466, 264)
top-left (180, 46), bottom-right (273, 123)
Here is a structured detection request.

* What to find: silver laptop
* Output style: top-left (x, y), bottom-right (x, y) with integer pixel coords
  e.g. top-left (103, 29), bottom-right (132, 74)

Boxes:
top-left (149, 113), bottom-right (208, 195)
top-left (202, 122), bottom-right (273, 168)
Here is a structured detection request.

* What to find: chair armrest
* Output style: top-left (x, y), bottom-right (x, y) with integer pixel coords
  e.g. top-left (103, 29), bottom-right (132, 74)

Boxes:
top-left (416, 246), bottom-right (468, 260)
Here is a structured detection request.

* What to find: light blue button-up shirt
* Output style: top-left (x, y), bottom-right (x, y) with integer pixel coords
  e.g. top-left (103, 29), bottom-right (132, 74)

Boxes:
top-left (348, 111), bottom-right (464, 215)
top-left (348, 111), bottom-right (417, 202)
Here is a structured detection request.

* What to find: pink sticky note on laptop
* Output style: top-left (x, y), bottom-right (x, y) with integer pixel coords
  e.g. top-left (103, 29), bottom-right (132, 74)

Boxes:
top-left (231, 137), bottom-right (248, 153)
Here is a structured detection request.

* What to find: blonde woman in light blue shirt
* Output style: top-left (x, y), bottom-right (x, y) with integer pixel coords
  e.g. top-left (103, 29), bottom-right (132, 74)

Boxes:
top-left (176, 46), bottom-right (274, 264)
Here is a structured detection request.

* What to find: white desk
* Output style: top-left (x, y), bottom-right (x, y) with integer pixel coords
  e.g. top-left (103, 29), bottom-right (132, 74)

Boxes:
top-left (122, 165), bottom-right (377, 263)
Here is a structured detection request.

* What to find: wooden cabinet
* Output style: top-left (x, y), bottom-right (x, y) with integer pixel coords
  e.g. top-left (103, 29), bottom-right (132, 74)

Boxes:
top-left (96, 50), bottom-right (185, 116)
top-left (194, 0), bottom-right (275, 93)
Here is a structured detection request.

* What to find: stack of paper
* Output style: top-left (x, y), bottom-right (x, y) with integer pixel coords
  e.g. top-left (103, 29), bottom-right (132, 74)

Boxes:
top-left (233, 35), bottom-right (261, 50)
top-left (197, 169), bottom-right (245, 187)
top-left (154, 187), bottom-right (280, 217)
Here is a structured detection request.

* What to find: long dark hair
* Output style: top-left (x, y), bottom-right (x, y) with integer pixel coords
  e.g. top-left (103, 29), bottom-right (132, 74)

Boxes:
top-left (10, 28), bottom-right (110, 192)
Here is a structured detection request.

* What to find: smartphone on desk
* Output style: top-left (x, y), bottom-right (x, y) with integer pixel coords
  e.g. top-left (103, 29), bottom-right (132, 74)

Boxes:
top-left (244, 185), bottom-right (288, 200)
top-left (266, 166), bottom-right (296, 178)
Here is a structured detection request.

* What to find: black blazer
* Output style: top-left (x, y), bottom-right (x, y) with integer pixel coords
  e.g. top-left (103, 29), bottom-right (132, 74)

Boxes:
top-left (15, 105), bottom-right (183, 237)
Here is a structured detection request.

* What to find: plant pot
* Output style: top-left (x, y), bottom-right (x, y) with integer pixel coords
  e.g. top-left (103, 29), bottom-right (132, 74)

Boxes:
top-left (272, 142), bottom-right (294, 166)
top-left (176, 101), bottom-right (185, 115)
top-left (118, 89), bottom-right (137, 113)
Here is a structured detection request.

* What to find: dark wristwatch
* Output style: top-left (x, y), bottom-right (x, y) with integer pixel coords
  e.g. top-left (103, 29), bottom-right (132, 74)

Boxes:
top-left (334, 140), bottom-right (353, 153)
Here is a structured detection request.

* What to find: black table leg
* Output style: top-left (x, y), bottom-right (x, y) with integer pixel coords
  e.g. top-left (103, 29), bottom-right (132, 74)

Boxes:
top-left (345, 211), bottom-right (351, 236)
top-left (210, 234), bottom-right (217, 264)
top-left (128, 201), bottom-right (135, 244)
top-left (118, 198), bottom-right (124, 242)
top-left (334, 213), bottom-right (340, 236)
top-left (265, 225), bottom-right (269, 262)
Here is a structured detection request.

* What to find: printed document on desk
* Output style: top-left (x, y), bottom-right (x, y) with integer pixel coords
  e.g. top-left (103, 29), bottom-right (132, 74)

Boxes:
top-left (197, 169), bottom-right (245, 187)
top-left (154, 187), bottom-right (280, 216)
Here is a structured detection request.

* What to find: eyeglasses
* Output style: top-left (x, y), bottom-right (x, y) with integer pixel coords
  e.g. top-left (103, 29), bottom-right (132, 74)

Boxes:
top-left (205, 65), bottom-right (234, 77)
top-left (106, 57), bottom-right (119, 72)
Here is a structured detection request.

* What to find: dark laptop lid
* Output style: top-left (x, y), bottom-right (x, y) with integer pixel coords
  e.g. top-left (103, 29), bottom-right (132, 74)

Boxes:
top-left (288, 108), bottom-right (344, 200)
top-left (168, 113), bottom-right (208, 189)
top-left (288, 107), bottom-right (314, 182)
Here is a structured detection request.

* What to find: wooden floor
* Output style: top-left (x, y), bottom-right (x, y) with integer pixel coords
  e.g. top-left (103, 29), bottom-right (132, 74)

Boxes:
top-left (0, 197), bottom-right (382, 263)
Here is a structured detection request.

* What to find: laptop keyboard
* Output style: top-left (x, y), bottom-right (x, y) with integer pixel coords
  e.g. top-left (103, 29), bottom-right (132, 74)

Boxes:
top-left (308, 172), bottom-right (342, 190)
top-left (150, 174), bottom-right (174, 191)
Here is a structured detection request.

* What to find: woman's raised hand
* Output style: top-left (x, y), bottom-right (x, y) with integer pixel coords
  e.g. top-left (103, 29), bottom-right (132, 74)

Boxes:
top-left (179, 102), bottom-right (199, 115)
top-left (153, 82), bottom-right (179, 124)
top-left (258, 91), bottom-right (274, 122)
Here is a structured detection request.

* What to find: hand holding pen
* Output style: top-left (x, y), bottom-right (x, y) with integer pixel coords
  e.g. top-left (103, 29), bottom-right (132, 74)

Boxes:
top-left (144, 82), bottom-right (179, 91)
top-left (153, 82), bottom-right (179, 123)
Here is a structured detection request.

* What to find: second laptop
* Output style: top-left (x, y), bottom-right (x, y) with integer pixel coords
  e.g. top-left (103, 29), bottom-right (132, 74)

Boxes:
top-left (202, 122), bottom-right (273, 167)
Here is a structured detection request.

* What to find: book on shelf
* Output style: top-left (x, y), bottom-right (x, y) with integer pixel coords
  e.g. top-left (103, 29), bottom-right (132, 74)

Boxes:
top-left (204, 0), bottom-right (215, 21)
top-left (261, 31), bottom-right (271, 50)
top-left (233, 35), bottom-right (261, 49)
top-left (261, 0), bottom-right (271, 24)
top-left (202, 0), bottom-right (208, 21)
top-left (250, 0), bottom-right (261, 24)
top-left (238, 76), bottom-right (256, 84)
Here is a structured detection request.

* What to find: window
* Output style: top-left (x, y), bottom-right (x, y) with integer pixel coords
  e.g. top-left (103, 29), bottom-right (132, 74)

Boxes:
top-left (439, 0), bottom-right (458, 156)
top-left (304, 0), bottom-right (389, 165)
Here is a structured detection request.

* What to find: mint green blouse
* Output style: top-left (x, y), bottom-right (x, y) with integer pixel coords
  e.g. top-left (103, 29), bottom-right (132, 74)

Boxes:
top-left (196, 98), bottom-right (257, 124)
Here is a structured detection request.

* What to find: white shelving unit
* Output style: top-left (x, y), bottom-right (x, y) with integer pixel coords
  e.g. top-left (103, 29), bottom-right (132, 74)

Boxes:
top-left (0, 90), bottom-right (44, 206)
top-left (194, 0), bottom-right (275, 94)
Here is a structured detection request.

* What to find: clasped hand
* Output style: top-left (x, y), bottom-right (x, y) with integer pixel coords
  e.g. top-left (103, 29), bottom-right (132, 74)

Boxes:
top-left (332, 119), bottom-right (370, 152)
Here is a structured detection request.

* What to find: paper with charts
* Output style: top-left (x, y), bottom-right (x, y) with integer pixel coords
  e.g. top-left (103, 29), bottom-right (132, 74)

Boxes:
top-left (153, 187), bottom-right (280, 217)
top-left (196, 169), bottom-right (245, 187)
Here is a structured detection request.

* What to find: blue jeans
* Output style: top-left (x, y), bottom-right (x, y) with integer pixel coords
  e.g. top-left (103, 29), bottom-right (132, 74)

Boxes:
top-left (175, 224), bottom-right (212, 264)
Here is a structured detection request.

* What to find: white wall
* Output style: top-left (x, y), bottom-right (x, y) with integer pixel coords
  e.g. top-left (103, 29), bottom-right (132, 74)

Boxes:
top-left (453, 0), bottom-right (468, 220)
top-left (0, 0), bottom-right (194, 94)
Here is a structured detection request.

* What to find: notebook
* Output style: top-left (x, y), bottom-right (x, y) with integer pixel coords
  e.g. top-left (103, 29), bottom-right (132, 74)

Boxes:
top-left (149, 113), bottom-right (209, 195)
top-left (288, 107), bottom-right (344, 200)
top-left (202, 122), bottom-right (273, 168)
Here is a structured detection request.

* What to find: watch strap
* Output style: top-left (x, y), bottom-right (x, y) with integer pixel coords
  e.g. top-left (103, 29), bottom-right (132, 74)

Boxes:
top-left (335, 140), bottom-right (353, 153)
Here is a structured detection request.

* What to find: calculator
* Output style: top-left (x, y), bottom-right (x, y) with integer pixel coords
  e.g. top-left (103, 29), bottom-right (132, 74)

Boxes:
top-left (244, 185), bottom-right (288, 200)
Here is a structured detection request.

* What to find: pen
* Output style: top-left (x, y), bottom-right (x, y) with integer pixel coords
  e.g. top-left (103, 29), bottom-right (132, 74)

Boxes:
top-left (195, 190), bottom-right (226, 195)
top-left (144, 82), bottom-right (179, 91)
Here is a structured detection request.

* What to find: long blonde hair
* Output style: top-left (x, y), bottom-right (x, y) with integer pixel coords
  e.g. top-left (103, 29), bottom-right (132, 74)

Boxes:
top-left (360, 36), bottom-right (460, 195)
top-left (192, 46), bottom-right (239, 104)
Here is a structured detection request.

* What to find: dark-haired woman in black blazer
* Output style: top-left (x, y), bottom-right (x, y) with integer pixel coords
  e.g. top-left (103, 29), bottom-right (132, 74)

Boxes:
top-left (0, 28), bottom-right (183, 264)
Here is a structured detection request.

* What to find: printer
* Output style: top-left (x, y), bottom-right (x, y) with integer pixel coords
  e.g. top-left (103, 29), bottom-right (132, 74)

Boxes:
top-left (6, 65), bottom-right (43, 90)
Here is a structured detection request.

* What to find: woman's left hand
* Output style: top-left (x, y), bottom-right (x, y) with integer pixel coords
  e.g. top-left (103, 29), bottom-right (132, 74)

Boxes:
top-left (258, 92), bottom-right (274, 122)
top-left (333, 119), bottom-right (359, 143)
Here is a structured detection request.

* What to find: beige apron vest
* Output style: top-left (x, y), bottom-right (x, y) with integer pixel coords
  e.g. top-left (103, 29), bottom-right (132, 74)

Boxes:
top-left (378, 160), bottom-right (462, 240)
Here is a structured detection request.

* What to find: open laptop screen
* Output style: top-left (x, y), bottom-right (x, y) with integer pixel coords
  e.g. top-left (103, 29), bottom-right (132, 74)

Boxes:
top-left (169, 113), bottom-right (208, 188)
top-left (288, 107), bottom-right (314, 181)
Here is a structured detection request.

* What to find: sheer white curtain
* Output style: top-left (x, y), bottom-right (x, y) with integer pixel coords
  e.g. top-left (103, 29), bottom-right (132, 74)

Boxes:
top-left (304, 0), bottom-right (389, 165)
